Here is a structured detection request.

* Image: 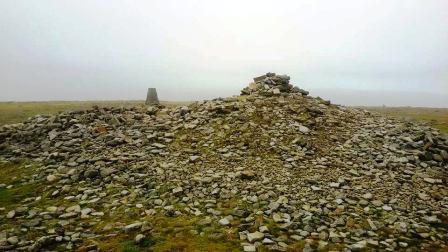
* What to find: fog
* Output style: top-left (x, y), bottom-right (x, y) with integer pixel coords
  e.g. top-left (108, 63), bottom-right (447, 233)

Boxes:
top-left (0, 0), bottom-right (447, 106)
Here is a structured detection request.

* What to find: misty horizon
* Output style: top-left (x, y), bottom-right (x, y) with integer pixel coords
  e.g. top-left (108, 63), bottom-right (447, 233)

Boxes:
top-left (2, 85), bottom-right (448, 108)
top-left (1, 0), bottom-right (447, 107)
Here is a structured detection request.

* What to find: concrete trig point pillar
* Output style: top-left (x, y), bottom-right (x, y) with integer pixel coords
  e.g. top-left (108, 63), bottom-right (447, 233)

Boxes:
top-left (145, 88), bottom-right (159, 105)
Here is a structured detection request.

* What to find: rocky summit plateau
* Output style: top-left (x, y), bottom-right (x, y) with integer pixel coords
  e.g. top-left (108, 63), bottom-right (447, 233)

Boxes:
top-left (0, 73), bottom-right (447, 252)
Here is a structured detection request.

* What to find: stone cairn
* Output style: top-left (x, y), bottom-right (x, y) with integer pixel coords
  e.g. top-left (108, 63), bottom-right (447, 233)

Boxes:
top-left (0, 73), bottom-right (446, 251)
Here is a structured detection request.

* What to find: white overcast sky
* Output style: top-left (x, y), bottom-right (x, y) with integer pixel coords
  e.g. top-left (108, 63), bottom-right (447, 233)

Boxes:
top-left (0, 0), bottom-right (447, 106)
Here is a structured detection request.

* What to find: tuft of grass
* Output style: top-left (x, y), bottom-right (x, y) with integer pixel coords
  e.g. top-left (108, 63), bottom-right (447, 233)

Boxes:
top-left (150, 233), bottom-right (240, 252)
top-left (286, 241), bottom-right (306, 252)
top-left (85, 214), bottom-right (241, 252)
top-left (0, 183), bottom-right (42, 206)
top-left (0, 162), bottom-right (36, 184)
top-left (122, 241), bottom-right (141, 252)
top-left (0, 162), bottom-right (44, 207)
top-left (0, 188), bottom-right (11, 204)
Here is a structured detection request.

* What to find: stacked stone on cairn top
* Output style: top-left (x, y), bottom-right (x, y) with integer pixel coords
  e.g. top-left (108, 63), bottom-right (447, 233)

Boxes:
top-left (241, 72), bottom-right (309, 97)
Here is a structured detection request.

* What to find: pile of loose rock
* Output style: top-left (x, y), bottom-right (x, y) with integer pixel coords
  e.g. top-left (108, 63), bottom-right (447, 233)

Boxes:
top-left (0, 73), bottom-right (447, 251)
top-left (403, 130), bottom-right (448, 163)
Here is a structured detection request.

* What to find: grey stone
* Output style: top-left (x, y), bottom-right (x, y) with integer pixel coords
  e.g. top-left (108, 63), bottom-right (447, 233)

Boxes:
top-left (247, 231), bottom-right (264, 242)
top-left (84, 168), bottom-right (99, 178)
top-left (66, 205), bottom-right (81, 213)
top-left (241, 170), bottom-right (256, 179)
top-left (259, 226), bottom-right (269, 233)
top-left (189, 156), bottom-right (200, 162)
top-left (272, 213), bottom-right (283, 223)
top-left (46, 174), bottom-right (58, 182)
top-left (124, 222), bottom-right (142, 233)
top-left (371, 200), bottom-right (383, 207)
top-left (441, 150), bottom-right (448, 160)
top-left (423, 177), bottom-right (436, 184)
top-left (382, 205), bottom-right (393, 211)
top-left (311, 185), bottom-right (321, 191)
top-left (290, 235), bottom-right (302, 241)
top-left (329, 182), bottom-right (340, 188)
top-left (350, 240), bottom-right (367, 250)
top-left (135, 234), bottom-right (146, 244)
top-left (262, 238), bottom-right (274, 244)
top-left (423, 216), bottom-right (440, 224)
top-left (6, 236), bottom-right (19, 245)
top-left (268, 202), bottom-right (280, 211)
top-left (298, 125), bottom-right (310, 134)
top-left (6, 210), bottom-right (15, 219)
top-left (253, 74), bottom-right (267, 82)
top-left (218, 218), bottom-right (230, 226)
top-left (172, 187), bottom-right (183, 195)
top-left (243, 245), bottom-right (256, 252)
top-left (362, 193), bottom-right (373, 200)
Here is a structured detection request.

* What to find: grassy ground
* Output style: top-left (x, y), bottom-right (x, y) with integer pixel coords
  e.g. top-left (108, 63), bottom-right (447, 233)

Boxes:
top-left (0, 101), bottom-right (191, 125)
top-left (363, 107), bottom-right (448, 133)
